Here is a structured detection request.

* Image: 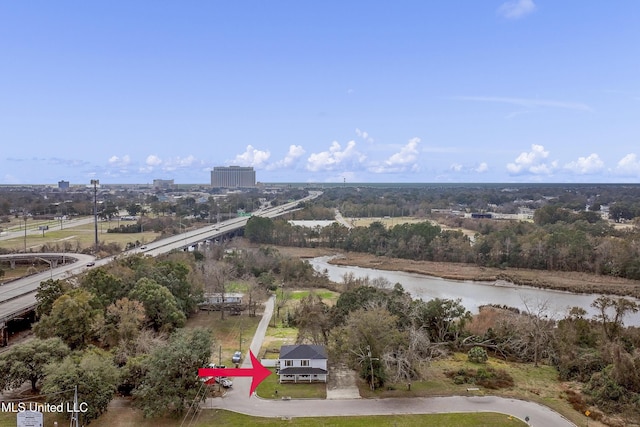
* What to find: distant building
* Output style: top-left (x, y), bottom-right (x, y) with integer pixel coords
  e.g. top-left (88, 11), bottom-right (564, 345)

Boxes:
top-left (153, 179), bottom-right (174, 189)
top-left (211, 166), bottom-right (256, 188)
top-left (58, 180), bottom-right (70, 189)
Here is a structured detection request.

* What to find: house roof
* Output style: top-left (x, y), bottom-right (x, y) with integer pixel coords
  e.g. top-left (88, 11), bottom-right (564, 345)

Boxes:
top-left (279, 367), bottom-right (328, 375)
top-left (279, 344), bottom-right (327, 360)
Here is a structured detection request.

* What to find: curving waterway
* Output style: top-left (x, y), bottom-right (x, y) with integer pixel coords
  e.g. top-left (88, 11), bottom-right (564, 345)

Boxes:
top-left (308, 256), bottom-right (640, 327)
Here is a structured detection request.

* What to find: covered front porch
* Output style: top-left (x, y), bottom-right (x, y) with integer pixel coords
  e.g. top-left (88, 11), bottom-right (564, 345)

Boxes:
top-left (278, 367), bottom-right (328, 383)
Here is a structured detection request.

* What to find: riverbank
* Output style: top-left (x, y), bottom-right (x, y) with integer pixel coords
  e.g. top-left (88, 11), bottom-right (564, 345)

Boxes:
top-left (274, 246), bottom-right (640, 299)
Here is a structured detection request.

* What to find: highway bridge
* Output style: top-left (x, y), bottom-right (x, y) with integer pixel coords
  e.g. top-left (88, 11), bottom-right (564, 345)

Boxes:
top-left (0, 191), bottom-right (320, 345)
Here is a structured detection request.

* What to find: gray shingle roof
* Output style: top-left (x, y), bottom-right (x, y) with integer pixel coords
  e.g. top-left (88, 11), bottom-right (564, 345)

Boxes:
top-left (279, 367), bottom-right (328, 375)
top-left (279, 344), bottom-right (327, 360)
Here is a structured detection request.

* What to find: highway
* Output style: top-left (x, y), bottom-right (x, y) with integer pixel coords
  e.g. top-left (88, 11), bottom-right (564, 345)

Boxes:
top-left (0, 191), bottom-right (321, 331)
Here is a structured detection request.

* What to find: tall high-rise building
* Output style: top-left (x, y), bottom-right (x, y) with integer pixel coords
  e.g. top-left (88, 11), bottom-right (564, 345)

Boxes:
top-left (210, 166), bottom-right (256, 188)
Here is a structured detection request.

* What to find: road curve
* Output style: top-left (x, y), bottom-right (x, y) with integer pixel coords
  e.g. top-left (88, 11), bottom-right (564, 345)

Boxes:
top-left (205, 394), bottom-right (575, 427)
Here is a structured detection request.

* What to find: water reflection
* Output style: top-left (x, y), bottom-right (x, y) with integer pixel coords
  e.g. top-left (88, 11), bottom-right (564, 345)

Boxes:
top-left (308, 256), bottom-right (640, 327)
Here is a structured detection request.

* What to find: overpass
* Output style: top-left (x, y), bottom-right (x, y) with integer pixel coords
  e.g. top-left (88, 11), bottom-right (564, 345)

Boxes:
top-left (0, 191), bottom-right (321, 345)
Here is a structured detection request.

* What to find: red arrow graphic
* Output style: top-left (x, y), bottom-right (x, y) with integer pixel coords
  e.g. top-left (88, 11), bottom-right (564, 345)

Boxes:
top-left (198, 350), bottom-right (271, 396)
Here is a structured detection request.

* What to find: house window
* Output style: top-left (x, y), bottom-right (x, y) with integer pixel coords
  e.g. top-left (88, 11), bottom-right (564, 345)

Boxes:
top-left (285, 360), bottom-right (293, 367)
top-left (301, 360), bottom-right (309, 367)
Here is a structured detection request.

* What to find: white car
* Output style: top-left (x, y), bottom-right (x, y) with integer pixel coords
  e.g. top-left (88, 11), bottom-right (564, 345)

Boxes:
top-left (217, 377), bottom-right (233, 388)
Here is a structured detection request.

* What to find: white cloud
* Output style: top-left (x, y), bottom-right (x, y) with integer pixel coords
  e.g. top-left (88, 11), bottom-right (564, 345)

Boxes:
top-left (475, 162), bottom-right (489, 173)
top-left (369, 137), bottom-right (420, 173)
top-left (507, 144), bottom-right (557, 175)
top-left (231, 145), bottom-right (271, 168)
top-left (497, 0), bottom-right (536, 20)
top-left (448, 161), bottom-right (489, 174)
top-left (614, 153), bottom-right (640, 176)
top-left (355, 128), bottom-right (374, 143)
top-left (386, 137), bottom-right (419, 166)
top-left (306, 140), bottom-right (366, 172)
top-left (162, 155), bottom-right (200, 171)
top-left (108, 155), bottom-right (131, 166)
top-left (564, 153), bottom-right (604, 174)
top-left (146, 155), bottom-right (162, 166)
top-left (267, 145), bottom-right (306, 170)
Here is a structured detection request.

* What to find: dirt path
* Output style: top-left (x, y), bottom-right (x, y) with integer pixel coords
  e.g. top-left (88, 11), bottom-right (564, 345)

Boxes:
top-left (274, 246), bottom-right (640, 298)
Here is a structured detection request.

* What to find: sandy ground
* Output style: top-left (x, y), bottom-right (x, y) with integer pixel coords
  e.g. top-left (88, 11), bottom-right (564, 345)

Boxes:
top-left (274, 246), bottom-right (640, 299)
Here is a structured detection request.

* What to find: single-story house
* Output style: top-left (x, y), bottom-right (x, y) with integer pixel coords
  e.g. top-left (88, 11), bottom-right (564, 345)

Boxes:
top-left (198, 293), bottom-right (245, 313)
top-left (201, 292), bottom-right (243, 304)
top-left (278, 344), bottom-right (328, 383)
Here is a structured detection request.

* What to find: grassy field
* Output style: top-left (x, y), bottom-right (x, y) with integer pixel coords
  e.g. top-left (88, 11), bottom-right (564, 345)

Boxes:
top-left (289, 289), bottom-right (340, 303)
top-left (185, 310), bottom-right (262, 366)
top-left (0, 216), bottom-right (160, 254)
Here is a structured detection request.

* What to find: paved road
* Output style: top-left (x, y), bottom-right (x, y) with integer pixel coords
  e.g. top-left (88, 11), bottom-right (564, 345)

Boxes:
top-left (218, 295), bottom-right (275, 399)
top-left (0, 253), bottom-right (95, 325)
top-left (204, 297), bottom-right (576, 427)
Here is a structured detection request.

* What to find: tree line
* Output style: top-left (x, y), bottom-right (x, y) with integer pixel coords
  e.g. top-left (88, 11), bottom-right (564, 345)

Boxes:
top-left (245, 205), bottom-right (640, 283)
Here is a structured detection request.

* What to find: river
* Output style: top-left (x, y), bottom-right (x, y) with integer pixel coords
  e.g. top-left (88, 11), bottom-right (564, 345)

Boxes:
top-left (308, 256), bottom-right (640, 327)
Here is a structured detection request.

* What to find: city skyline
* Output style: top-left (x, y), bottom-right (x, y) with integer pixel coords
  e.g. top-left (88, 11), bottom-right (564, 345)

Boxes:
top-left (1, 1), bottom-right (639, 185)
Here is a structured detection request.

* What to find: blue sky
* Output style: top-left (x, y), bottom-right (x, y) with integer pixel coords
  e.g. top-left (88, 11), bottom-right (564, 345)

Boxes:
top-left (1, 1), bottom-right (639, 184)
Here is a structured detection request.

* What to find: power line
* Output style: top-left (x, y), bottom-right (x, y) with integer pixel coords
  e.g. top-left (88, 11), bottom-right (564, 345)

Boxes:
top-left (180, 382), bottom-right (208, 427)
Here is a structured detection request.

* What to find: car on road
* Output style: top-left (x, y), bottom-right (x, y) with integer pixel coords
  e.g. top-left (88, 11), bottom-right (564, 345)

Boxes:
top-left (217, 377), bottom-right (233, 388)
top-left (86, 262), bottom-right (95, 267)
top-left (232, 351), bottom-right (242, 364)
top-left (140, 246), bottom-right (147, 250)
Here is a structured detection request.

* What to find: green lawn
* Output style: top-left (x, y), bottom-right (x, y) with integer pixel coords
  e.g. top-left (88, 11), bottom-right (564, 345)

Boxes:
top-left (255, 368), bottom-right (327, 399)
top-left (289, 289), bottom-right (339, 302)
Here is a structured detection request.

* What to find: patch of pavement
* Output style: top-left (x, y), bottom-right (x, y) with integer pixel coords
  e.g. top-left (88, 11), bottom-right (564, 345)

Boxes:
top-left (326, 364), bottom-right (361, 399)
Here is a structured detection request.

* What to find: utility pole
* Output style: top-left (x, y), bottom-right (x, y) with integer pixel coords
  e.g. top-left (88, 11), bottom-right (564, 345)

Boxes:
top-left (367, 345), bottom-right (378, 391)
top-left (70, 385), bottom-right (79, 427)
top-left (91, 179), bottom-right (99, 253)
top-left (23, 210), bottom-right (27, 253)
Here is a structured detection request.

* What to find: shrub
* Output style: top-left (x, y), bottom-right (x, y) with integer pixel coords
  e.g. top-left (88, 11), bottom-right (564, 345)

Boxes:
top-left (468, 346), bottom-right (488, 364)
top-left (444, 367), bottom-right (514, 390)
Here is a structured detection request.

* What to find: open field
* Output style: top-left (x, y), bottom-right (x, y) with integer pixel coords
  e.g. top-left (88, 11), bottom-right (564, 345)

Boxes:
top-left (347, 216), bottom-right (479, 242)
top-left (0, 216), bottom-right (160, 254)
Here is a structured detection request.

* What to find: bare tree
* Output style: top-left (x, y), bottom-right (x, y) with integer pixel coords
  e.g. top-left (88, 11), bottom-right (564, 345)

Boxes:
top-left (202, 255), bottom-right (236, 320)
top-left (243, 275), bottom-right (268, 317)
top-left (291, 292), bottom-right (330, 345)
top-left (591, 295), bottom-right (640, 341)
top-left (521, 297), bottom-right (556, 367)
